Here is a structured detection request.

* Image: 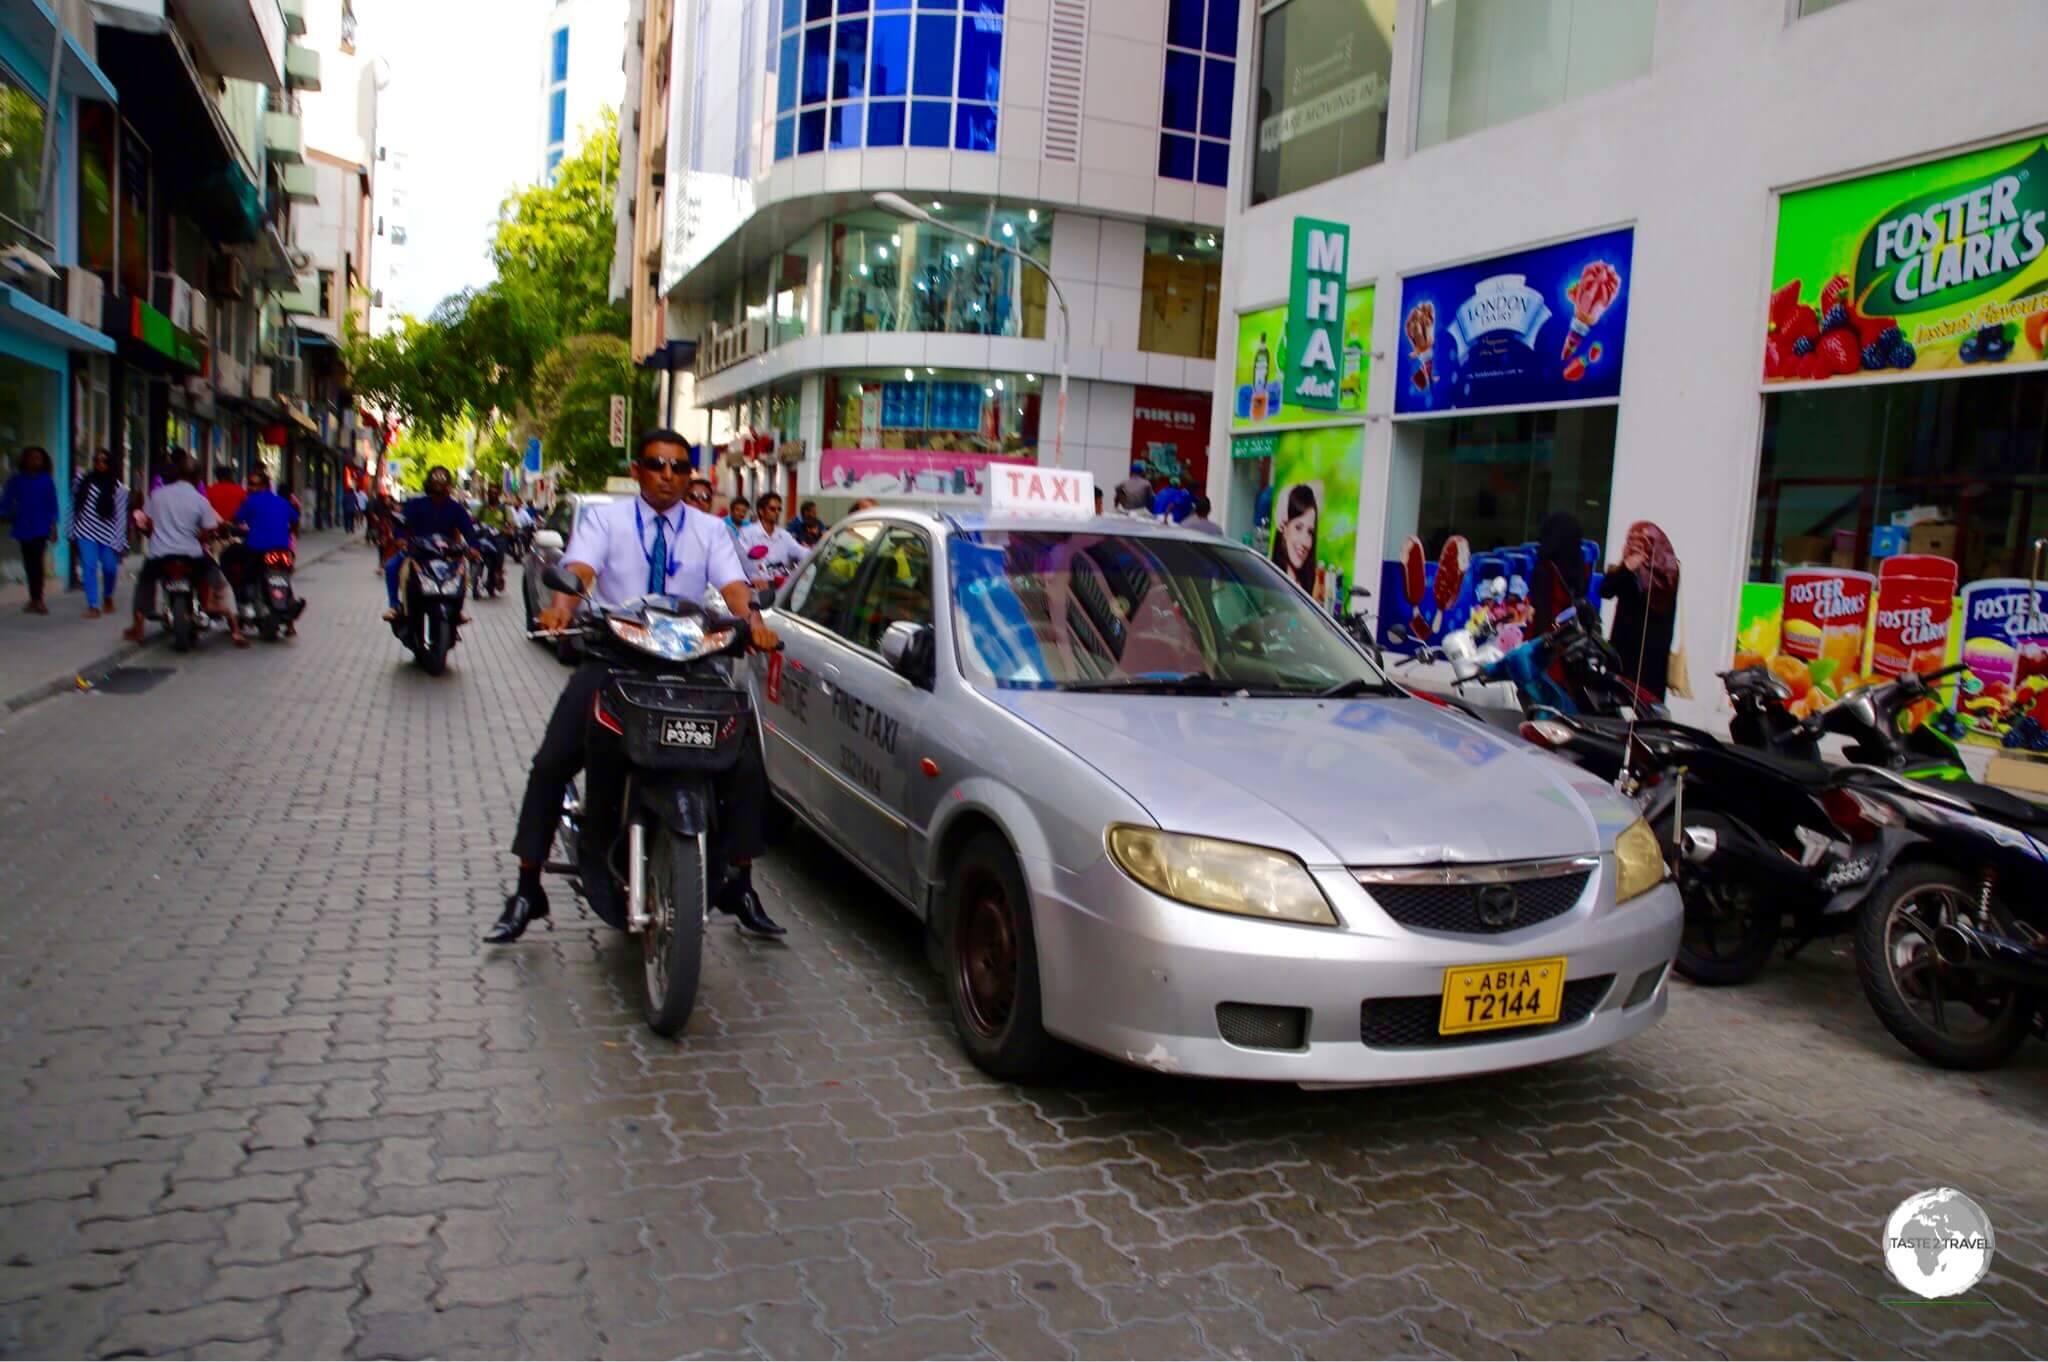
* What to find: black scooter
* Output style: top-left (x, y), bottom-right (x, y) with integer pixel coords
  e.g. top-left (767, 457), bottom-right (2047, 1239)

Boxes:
top-left (393, 535), bottom-right (470, 675)
top-left (532, 564), bottom-right (768, 1037)
top-left (473, 532), bottom-right (507, 600)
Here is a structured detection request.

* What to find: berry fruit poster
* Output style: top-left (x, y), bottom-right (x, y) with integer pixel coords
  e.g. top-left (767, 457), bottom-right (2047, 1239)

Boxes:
top-left (1764, 136), bottom-right (2048, 384)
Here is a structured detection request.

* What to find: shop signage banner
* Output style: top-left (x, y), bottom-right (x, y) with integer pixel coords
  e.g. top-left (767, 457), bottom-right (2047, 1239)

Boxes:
top-left (1284, 218), bottom-right (1350, 412)
top-left (1232, 288), bottom-right (1372, 429)
top-left (1764, 135), bottom-right (2048, 384)
top-left (818, 447), bottom-right (1033, 501)
top-left (1395, 227), bottom-right (1634, 415)
top-left (1130, 386), bottom-right (1211, 494)
top-left (1265, 425), bottom-right (1362, 613)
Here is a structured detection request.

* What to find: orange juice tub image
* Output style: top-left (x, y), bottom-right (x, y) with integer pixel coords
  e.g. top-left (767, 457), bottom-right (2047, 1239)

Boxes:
top-left (1871, 555), bottom-right (1959, 678)
top-left (1780, 568), bottom-right (1874, 667)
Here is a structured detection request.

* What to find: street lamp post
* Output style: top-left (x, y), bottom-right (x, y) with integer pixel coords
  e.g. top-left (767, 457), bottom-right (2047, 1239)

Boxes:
top-left (872, 192), bottom-right (1071, 469)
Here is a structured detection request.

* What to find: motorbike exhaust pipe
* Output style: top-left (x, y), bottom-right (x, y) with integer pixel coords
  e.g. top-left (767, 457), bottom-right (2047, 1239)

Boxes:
top-left (1933, 921), bottom-right (2048, 989)
top-left (626, 821), bottom-right (649, 933)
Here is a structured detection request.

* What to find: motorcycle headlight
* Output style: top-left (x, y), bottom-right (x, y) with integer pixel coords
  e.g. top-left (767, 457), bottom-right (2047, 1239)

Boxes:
top-left (1614, 817), bottom-right (1667, 904)
top-left (1106, 825), bottom-right (1338, 926)
top-left (609, 612), bottom-right (734, 662)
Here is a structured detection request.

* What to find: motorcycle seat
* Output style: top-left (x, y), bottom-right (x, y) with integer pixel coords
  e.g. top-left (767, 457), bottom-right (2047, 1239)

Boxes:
top-left (1928, 779), bottom-right (2048, 828)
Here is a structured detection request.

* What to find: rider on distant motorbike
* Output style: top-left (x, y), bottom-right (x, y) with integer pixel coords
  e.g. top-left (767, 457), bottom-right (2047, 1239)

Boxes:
top-left (383, 466), bottom-right (479, 622)
top-left (229, 469), bottom-right (304, 634)
top-left (487, 429), bottom-right (785, 944)
top-left (473, 488), bottom-right (512, 590)
top-left (124, 453), bottom-right (247, 647)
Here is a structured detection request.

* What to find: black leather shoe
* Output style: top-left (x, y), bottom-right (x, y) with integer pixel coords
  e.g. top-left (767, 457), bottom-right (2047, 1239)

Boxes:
top-left (485, 888), bottom-right (551, 943)
top-left (719, 884), bottom-right (787, 939)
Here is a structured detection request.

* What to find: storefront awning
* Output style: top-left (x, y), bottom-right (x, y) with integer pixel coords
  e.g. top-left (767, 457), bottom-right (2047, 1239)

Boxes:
top-left (0, 0), bottom-right (119, 102)
top-left (1, 282), bottom-right (116, 356)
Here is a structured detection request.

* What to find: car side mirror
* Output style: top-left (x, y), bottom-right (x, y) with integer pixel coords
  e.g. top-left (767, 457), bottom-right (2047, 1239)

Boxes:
top-left (541, 563), bottom-right (586, 597)
top-left (880, 620), bottom-right (935, 689)
top-left (532, 529), bottom-right (565, 552)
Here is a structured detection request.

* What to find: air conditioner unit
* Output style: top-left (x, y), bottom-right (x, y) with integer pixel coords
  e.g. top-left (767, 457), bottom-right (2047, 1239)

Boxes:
top-left (64, 268), bottom-right (104, 330)
top-left (210, 256), bottom-right (248, 300)
top-left (189, 292), bottom-right (211, 340)
top-left (251, 363), bottom-right (275, 401)
top-left (275, 357), bottom-right (303, 395)
top-left (151, 273), bottom-right (194, 329)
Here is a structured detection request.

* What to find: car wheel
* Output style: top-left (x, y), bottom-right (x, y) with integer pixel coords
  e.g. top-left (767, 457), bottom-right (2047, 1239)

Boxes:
top-left (943, 831), bottom-right (1067, 1081)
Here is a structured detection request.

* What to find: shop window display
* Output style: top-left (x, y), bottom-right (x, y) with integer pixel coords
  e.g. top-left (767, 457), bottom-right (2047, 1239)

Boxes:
top-left (1139, 226), bottom-right (1223, 360)
top-left (828, 202), bottom-right (1048, 339)
top-left (1252, 0), bottom-right (1396, 206)
top-left (822, 367), bottom-right (1040, 500)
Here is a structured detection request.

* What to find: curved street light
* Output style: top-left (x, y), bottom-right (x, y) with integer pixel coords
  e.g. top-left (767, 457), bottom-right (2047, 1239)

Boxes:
top-left (872, 192), bottom-right (1070, 469)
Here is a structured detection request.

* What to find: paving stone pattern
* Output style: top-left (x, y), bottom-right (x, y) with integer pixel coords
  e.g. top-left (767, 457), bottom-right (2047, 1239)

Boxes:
top-left (0, 542), bottom-right (2044, 1359)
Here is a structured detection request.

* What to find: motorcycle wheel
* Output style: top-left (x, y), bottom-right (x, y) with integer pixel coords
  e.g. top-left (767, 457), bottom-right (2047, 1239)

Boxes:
top-left (642, 823), bottom-right (707, 1038)
top-left (168, 595), bottom-right (195, 653)
top-left (1855, 863), bottom-right (2032, 1070)
top-left (416, 612), bottom-right (449, 676)
top-left (1664, 809), bottom-right (1779, 986)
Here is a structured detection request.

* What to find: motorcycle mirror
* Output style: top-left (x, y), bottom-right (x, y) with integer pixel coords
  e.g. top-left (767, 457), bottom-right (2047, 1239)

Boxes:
top-left (541, 563), bottom-right (586, 597)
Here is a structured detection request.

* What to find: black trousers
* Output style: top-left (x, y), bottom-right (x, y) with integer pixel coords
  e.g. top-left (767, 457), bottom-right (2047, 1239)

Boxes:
top-left (19, 536), bottom-right (46, 602)
top-left (511, 662), bottom-right (769, 868)
top-left (132, 555), bottom-right (225, 619)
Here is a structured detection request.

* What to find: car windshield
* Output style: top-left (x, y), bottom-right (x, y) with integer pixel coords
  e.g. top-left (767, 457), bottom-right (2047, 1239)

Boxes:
top-left (949, 529), bottom-right (1391, 695)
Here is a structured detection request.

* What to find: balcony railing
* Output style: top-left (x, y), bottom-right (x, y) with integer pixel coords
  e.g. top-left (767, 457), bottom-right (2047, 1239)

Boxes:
top-left (263, 109), bottom-right (303, 163)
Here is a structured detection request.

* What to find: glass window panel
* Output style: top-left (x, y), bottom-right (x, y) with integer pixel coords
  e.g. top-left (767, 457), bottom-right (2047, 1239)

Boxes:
top-left (838, 0), bottom-right (869, 10)
top-left (547, 89), bottom-right (566, 142)
top-left (867, 99), bottom-right (905, 144)
top-left (1253, 0), bottom-right (1396, 205)
top-left (829, 101), bottom-right (864, 148)
top-left (1400, 406), bottom-right (1618, 566)
top-left (1161, 49), bottom-right (1200, 131)
top-left (799, 107), bottom-right (827, 152)
top-left (909, 99), bottom-right (951, 146)
top-left (834, 18), bottom-right (868, 98)
top-left (1200, 56), bottom-right (1232, 138)
top-left (1158, 133), bottom-right (1195, 181)
top-left (913, 13), bottom-right (957, 95)
top-left (775, 114), bottom-right (795, 158)
top-left (963, 0), bottom-right (1003, 12)
top-left (866, 99), bottom-right (906, 144)
top-left (550, 28), bottom-right (569, 82)
top-left (1167, 0), bottom-right (1205, 49)
top-left (957, 15), bottom-right (1001, 101)
top-left (807, 0), bottom-right (833, 18)
top-left (875, 0), bottom-right (911, 8)
top-left (1139, 226), bottom-right (1223, 358)
top-left (828, 206), bottom-right (1050, 338)
top-left (871, 14), bottom-right (911, 94)
top-left (777, 35), bottom-right (800, 109)
top-left (802, 23), bottom-right (832, 103)
top-left (78, 101), bottom-right (114, 276)
top-left (1415, 0), bottom-right (1657, 150)
top-left (917, 0), bottom-right (957, 7)
top-left (954, 102), bottom-right (996, 151)
top-left (1205, 0), bottom-right (1238, 55)
top-left (783, 0), bottom-right (803, 30)
top-left (848, 527), bottom-right (934, 651)
top-left (824, 369), bottom-right (1043, 461)
top-left (1197, 138), bottom-right (1229, 187)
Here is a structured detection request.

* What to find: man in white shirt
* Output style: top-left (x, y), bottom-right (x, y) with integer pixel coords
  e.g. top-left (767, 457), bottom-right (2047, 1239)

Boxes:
top-left (124, 454), bottom-right (245, 646)
top-left (490, 430), bottom-right (787, 944)
top-left (736, 491), bottom-right (806, 585)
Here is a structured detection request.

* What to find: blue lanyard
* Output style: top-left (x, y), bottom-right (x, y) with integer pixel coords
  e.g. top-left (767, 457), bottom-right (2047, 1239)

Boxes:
top-left (634, 501), bottom-right (683, 585)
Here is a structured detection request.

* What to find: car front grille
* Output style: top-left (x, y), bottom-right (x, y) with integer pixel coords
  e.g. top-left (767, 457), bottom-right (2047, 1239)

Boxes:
top-left (1359, 975), bottom-right (1613, 1049)
top-left (1215, 1002), bottom-right (1307, 1051)
top-left (1361, 868), bottom-right (1592, 935)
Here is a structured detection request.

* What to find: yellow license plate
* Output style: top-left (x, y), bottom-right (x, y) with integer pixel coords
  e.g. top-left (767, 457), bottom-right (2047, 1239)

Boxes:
top-left (1439, 956), bottom-right (1567, 1036)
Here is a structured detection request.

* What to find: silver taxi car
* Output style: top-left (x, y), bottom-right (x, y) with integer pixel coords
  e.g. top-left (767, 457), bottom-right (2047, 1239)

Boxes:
top-left (753, 507), bottom-right (1681, 1085)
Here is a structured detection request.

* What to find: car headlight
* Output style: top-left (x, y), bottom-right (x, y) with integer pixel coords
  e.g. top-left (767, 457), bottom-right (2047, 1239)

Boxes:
top-left (609, 613), bottom-right (734, 662)
top-left (1106, 825), bottom-right (1337, 926)
top-left (1614, 817), bottom-right (1667, 903)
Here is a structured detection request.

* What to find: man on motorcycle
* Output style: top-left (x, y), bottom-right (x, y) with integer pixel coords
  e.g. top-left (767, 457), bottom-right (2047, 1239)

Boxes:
top-left (474, 488), bottom-right (512, 590)
top-left (487, 429), bottom-right (786, 944)
top-left (231, 469), bottom-right (304, 634)
top-left (383, 466), bottom-right (479, 622)
top-left (124, 453), bottom-right (247, 647)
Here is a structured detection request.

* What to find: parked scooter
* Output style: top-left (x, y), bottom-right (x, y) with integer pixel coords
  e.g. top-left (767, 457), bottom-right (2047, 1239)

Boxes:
top-left (393, 535), bottom-right (470, 675)
top-left (1725, 661), bottom-right (1971, 781)
top-left (530, 563), bottom-right (771, 1036)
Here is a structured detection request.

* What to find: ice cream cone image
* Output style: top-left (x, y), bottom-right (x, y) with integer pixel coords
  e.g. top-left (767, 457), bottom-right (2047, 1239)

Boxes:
top-left (1404, 302), bottom-right (1437, 391)
top-left (1434, 536), bottom-right (1470, 620)
top-left (1401, 535), bottom-right (1431, 641)
top-left (1561, 261), bottom-right (1621, 360)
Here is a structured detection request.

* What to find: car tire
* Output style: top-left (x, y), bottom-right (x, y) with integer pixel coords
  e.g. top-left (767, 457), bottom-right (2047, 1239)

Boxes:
top-left (942, 831), bottom-right (1067, 1082)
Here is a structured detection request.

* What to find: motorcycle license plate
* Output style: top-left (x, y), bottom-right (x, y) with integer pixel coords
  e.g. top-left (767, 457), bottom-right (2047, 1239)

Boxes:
top-left (660, 717), bottom-right (718, 749)
top-left (1438, 956), bottom-right (1566, 1035)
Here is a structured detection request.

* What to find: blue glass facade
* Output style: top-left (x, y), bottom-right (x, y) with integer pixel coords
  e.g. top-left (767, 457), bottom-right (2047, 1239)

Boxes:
top-left (775, 0), bottom-right (1003, 160)
top-left (1158, 0), bottom-right (1235, 188)
top-left (550, 27), bottom-right (569, 83)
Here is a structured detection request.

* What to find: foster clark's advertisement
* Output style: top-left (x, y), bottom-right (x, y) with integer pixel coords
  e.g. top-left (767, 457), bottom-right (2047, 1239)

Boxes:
top-left (1395, 227), bottom-right (1635, 414)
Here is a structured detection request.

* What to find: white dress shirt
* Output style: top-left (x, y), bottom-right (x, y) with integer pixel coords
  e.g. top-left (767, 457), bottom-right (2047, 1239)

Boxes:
top-left (563, 495), bottom-right (747, 606)
top-left (144, 482), bottom-right (221, 558)
top-left (736, 521), bottom-right (806, 579)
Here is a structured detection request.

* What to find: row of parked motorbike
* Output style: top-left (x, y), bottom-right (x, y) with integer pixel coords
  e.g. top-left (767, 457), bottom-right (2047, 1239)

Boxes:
top-left (386, 529), bottom-right (518, 675)
top-left (1398, 605), bottom-right (2048, 1072)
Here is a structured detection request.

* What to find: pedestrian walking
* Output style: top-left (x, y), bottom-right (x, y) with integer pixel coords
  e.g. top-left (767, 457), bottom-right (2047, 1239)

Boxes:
top-left (1182, 495), bottom-right (1223, 535)
top-left (70, 449), bottom-right (130, 618)
top-left (1113, 460), bottom-right (1153, 512)
top-left (342, 484), bottom-right (360, 535)
top-left (1150, 473), bottom-right (1193, 523)
top-left (1604, 520), bottom-right (1683, 703)
top-left (0, 446), bottom-right (58, 613)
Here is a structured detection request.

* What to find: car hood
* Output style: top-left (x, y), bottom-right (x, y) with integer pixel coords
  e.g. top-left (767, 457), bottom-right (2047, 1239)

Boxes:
top-left (990, 692), bottom-right (1630, 866)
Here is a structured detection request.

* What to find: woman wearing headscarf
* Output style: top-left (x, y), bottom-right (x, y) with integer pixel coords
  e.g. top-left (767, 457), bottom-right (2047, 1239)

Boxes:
top-left (70, 449), bottom-right (130, 617)
top-left (1530, 510), bottom-right (1587, 636)
top-left (1604, 520), bottom-right (1681, 702)
top-left (0, 447), bottom-right (59, 613)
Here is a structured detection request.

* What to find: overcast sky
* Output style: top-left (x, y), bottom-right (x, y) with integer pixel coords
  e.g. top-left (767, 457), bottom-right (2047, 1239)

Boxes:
top-left (355, 0), bottom-right (554, 320)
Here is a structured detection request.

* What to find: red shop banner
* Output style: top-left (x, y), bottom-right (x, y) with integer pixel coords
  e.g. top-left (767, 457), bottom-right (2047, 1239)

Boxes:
top-left (1130, 386), bottom-right (1211, 494)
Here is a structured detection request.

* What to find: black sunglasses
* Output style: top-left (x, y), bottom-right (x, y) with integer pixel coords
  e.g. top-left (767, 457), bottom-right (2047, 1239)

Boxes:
top-left (637, 456), bottom-right (690, 474)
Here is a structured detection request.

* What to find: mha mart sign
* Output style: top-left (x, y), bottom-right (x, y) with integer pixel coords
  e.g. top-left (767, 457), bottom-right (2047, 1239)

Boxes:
top-left (1285, 218), bottom-right (1350, 412)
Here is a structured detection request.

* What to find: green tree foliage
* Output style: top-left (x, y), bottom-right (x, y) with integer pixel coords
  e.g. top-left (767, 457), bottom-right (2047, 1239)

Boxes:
top-left (525, 335), bottom-right (656, 492)
top-left (343, 114), bottom-right (627, 442)
top-left (385, 430), bottom-right (468, 491)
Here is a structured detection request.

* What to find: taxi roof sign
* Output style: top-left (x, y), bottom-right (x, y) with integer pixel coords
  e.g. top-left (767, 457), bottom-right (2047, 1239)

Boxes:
top-left (984, 466), bottom-right (1095, 519)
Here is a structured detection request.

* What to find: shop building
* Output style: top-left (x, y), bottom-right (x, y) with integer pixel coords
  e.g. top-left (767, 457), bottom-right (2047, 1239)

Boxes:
top-left (614, 0), bottom-right (1234, 511)
top-left (1210, 0), bottom-right (2047, 732)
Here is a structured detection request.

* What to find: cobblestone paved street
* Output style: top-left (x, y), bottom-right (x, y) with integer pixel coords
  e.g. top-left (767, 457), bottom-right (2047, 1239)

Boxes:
top-left (0, 540), bottom-right (2044, 1359)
